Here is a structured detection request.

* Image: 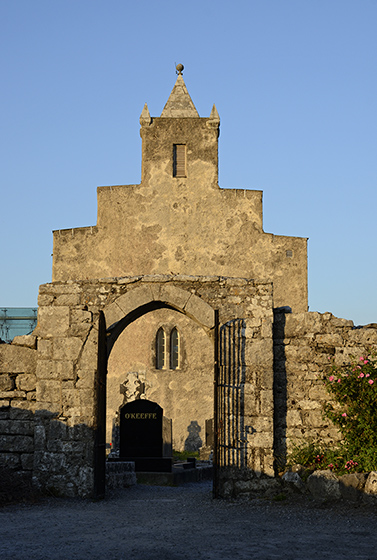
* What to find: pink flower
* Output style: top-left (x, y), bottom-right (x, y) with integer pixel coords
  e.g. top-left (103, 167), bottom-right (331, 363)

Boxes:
top-left (360, 357), bottom-right (364, 361)
top-left (329, 375), bottom-right (334, 382)
top-left (337, 379), bottom-right (341, 383)
top-left (342, 412), bottom-right (347, 417)
top-left (359, 373), bottom-right (365, 378)
top-left (364, 360), bottom-right (369, 364)
top-left (369, 380), bottom-right (374, 385)
top-left (366, 373), bottom-right (370, 378)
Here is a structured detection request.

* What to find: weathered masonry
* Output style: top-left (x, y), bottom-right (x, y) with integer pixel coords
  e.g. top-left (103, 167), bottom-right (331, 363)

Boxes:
top-left (1, 65), bottom-right (376, 499)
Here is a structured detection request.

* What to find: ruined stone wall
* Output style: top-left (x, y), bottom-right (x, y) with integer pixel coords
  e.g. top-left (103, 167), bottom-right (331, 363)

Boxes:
top-left (274, 310), bottom-right (377, 463)
top-left (0, 335), bottom-right (37, 479)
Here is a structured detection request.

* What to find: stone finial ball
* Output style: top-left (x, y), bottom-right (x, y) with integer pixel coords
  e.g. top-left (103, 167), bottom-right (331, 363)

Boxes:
top-left (176, 63), bottom-right (184, 74)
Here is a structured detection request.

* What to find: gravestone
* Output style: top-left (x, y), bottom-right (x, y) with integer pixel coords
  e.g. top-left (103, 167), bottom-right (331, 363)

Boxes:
top-left (119, 399), bottom-right (172, 472)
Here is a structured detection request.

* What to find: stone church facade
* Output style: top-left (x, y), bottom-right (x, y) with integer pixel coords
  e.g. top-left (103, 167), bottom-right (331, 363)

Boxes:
top-left (1, 67), bottom-right (376, 499)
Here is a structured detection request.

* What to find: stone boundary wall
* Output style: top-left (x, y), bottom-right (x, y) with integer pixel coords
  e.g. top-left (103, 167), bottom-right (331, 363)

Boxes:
top-left (274, 310), bottom-right (377, 463)
top-left (0, 335), bottom-right (37, 479)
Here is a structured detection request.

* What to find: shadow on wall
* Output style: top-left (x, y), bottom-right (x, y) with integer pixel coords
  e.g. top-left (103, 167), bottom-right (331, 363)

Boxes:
top-left (273, 309), bottom-right (288, 472)
top-left (184, 420), bottom-right (203, 451)
top-left (0, 406), bottom-right (100, 499)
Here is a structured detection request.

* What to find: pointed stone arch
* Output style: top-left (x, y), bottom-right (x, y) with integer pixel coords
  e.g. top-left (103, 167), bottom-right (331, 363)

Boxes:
top-left (103, 284), bottom-right (215, 352)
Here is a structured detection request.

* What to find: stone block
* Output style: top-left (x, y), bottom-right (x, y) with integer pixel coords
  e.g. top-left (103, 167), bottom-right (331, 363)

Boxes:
top-left (286, 409), bottom-right (302, 426)
top-left (0, 374), bottom-right (14, 391)
top-left (36, 360), bottom-right (59, 380)
top-left (40, 283), bottom-right (81, 295)
top-left (21, 453), bottom-right (34, 470)
top-left (36, 306), bottom-right (70, 336)
top-left (339, 473), bottom-right (367, 502)
top-left (9, 406), bottom-right (34, 419)
top-left (0, 434), bottom-right (34, 453)
top-left (0, 419), bottom-right (34, 435)
top-left (0, 407), bottom-right (10, 419)
top-left (153, 284), bottom-right (191, 310)
top-left (62, 388), bottom-right (80, 408)
top-left (70, 309), bottom-right (93, 328)
top-left (38, 294), bottom-right (55, 306)
top-left (259, 390), bottom-right (273, 414)
top-left (307, 470), bottom-right (341, 501)
top-left (306, 409), bottom-right (325, 427)
top-left (282, 471), bottom-right (305, 492)
top-left (334, 347), bottom-right (360, 366)
top-left (247, 430), bottom-right (273, 449)
top-left (261, 317), bottom-right (273, 339)
top-left (75, 369), bottom-right (95, 389)
top-left (0, 390), bottom-right (26, 399)
top-left (308, 384), bottom-right (327, 400)
top-left (79, 388), bottom-right (94, 407)
top-left (36, 380), bottom-right (61, 403)
top-left (244, 339), bottom-right (273, 367)
top-left (49, 420), bottom-right (68, 440)
top-left (0, 452), bottom-right (21, 469)
top-left (315, 333), bottom-right (343, 347)
top-left (297, 399), bottom-right (322, 410)
top-left (243, 387), bottom-right (259, 415)
top-left (55, 293), bottom-right (81, 306)
top-left (38, 339), bottom-right (53, 358)
top-left (347, 328), bottom-right (377, 345)
top-left (34, 424), bottom-right (46, 450)
top-left (0, 345), bottom-right (37, 374)
top-left (12, 335), bottom-right (37, 349)
top-left (16, 374), bottom-right (37, 392)
top-left (77, 330), bottom-right (97, 370)
top-left (53, 337), bottom-right (83, 361)
top-left (364, 471), bottom-right (377, 495)
top-left (185, 294), bottom-right (215, 329)
top-left (257, 367), bottom-right (273, 390)
top-left (246, 416), bottom-right (272, 433)
top-left (10, 400), bottom-right (36, 413)
top-left (284, 312), bottom-right (324, 338)
top-left (56, 361), bottom-right (75, 380)
top-left (111, 285), bottom-right (154, 320)
top-left (329, 317), bottom-right (354, 328)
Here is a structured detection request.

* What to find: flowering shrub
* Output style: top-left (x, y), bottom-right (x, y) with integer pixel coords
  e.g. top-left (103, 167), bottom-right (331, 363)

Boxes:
top-left (323, 353), bottom-right (377, 472)
top-left (286, 440), bottom-right (357, 475)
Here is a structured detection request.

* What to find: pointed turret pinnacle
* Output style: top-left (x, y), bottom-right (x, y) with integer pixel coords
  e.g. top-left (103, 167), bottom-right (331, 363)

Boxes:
top-left (161, 64), bottom-right (199, 117)
top-left (140, 103), bottom-right (152, 126)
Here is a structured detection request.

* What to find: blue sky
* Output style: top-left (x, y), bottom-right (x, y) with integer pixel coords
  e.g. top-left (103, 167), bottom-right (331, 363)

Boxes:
top-left (1, 0), bottom-right (376, 325)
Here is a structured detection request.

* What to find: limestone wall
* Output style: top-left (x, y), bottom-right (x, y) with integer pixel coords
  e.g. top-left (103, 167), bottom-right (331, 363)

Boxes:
top-left (274, 310), bottom-right (377, 463)
top-left (0, 336), bottom-right (37, 479)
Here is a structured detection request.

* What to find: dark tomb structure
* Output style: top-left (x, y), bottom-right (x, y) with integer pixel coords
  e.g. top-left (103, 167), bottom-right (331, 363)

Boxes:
top-left (119, 399), bottom-right (173, 472)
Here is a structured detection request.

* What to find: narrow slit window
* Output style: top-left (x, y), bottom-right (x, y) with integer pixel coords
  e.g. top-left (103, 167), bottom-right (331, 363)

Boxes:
top-left (170, 328), bottom-right (180, 370)
top-left (156, 328), bottom-right (166, 369)
top-left (173, 144), bottom-right (186, 177)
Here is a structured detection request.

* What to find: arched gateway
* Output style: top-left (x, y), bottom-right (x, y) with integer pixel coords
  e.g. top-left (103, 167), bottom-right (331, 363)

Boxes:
top-left (30, 275), bottom-right (275, 498)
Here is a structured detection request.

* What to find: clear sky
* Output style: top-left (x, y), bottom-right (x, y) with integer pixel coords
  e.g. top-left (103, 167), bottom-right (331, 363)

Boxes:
top-left (1, 0), bottom-right (376, 326)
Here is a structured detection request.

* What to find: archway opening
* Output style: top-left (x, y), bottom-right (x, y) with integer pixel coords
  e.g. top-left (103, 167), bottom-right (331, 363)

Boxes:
top-left (106, 304), bottom-right (214, 458)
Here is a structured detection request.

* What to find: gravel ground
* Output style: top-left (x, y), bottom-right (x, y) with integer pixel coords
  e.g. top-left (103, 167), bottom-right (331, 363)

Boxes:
top-left (1, 480), bottom-right (377, 560)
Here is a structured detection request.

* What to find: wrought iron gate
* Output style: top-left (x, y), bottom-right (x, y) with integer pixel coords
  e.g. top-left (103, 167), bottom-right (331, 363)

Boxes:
top-left (214, 318), bottom-right (247, 483)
